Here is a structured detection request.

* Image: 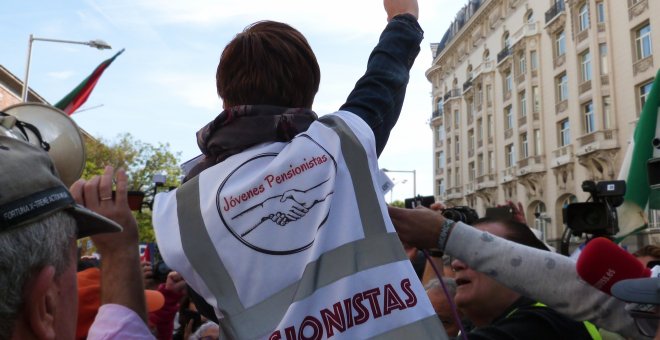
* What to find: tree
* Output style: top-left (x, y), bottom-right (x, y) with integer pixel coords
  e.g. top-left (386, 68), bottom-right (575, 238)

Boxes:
top-left (390, 200), bottom-right (405, 208)
top-left (83, 133), bottom-right (182, 242)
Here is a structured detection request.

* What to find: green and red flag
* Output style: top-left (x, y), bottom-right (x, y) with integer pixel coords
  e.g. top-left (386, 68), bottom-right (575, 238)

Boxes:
top-left (55, 48), bottom-right (124, 115)
top-left (615, 68), bottom-right (660, 242)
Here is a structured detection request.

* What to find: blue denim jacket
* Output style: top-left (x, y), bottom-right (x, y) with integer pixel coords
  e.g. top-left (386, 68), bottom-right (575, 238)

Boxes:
top-left (340, 14), bottom-right (424, 156)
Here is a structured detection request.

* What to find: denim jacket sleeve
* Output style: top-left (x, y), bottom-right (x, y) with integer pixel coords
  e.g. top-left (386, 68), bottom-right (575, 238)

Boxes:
top-left (339, 14), bottom-right (423, 156)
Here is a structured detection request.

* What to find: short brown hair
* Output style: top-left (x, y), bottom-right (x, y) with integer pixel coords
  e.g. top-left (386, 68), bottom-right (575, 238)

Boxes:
top-left (216, 20), bottom-right (320, 109)
top-left (634, 245), bottom-right (660, 259)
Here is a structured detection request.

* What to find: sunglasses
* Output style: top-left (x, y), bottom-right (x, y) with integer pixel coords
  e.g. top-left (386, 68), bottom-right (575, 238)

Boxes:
top-left (628, 304), bottom-right (659, 337)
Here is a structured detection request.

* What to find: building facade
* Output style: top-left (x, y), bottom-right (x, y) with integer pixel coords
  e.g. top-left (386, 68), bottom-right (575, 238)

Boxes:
top-left (427, 0), bottom-right (659, 246)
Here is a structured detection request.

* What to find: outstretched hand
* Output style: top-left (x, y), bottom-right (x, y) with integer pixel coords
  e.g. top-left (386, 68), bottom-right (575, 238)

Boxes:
top-left (388, 206), bottom-right (445, 249)
top-left (384, 0), bottom-right (419, 21)
top-left (70, 166), bottom-right (138, 254)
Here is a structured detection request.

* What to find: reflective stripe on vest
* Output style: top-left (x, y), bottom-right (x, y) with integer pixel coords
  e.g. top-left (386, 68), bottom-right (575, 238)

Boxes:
top-left (173, 114), bottom-right (443, 339)
top-left (506, 302), bottom-right (602, 340)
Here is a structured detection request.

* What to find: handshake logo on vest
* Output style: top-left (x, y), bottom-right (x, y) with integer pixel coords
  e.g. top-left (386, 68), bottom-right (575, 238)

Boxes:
top-left (216, 135), bottom-right (337, 255)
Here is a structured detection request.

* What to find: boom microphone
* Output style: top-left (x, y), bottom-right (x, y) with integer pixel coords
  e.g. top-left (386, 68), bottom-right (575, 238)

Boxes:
top-left (576, 237), bottom-right (651, 295)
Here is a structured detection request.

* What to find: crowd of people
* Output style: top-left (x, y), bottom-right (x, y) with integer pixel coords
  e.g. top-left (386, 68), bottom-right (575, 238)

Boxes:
top-left (1, 0), bottom-right (658, 338)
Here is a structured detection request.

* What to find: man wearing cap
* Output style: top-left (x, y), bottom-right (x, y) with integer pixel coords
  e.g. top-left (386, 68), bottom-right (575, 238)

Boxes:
top-left (0, 136), bottom-right (153, 339)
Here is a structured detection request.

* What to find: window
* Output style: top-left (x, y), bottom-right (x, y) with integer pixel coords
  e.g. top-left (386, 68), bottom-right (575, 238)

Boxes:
top-left (519, 91), bottom-right (527, 117)
top-left (476, 84), bottom-right (483, 107)
top-left (477, 119), bottom-right (483, 142)
top-left (505, 106), bottom-right (514, 129)
top-left (534, 129), bottom-right (542, 156)
top-left (486, 85), bottom-right (492, 105)
top-left (468, 130), bottom-right (475, 151)
top-left (447, 170), bottom-right (452, 187)
top-left (437, 125), bottom-right (446, 141)
top-left (454, 110), bottom-right (460, 128)
top-left (559, 119), bottom-right (571, 146)
top-left (488, 151), bottom-right (495, 173)
top-left (596, 2), bottom-right (605, 23)
top-left (503, 31), bottom-right (511, 50)
top-left (583, 101), bottom-right (595, 133)
top-left (635, 24), bottom-right (652, 60)
top-left (580, 50), bottom-right (592, 82)
top-left (487, 114), bottom-right (494, 138)
top-left (505, 70), bottom-right (513, 93)
top-left (437, 179), bottom-right (445, 195)
top-left (557, 73), bottom-right (568, 102)
top-left (455, 168), bottom-right (461, 186)
top-left (436, 99), bottom-right (444, 113)
top-left (603, 96), bottom-right (612, 129)
top-left (526, 10), bottom-right (534, 23)
top-left (438, 151), bottom-right (445, 168)
top-left (467, 99), bottom-right (474, 118)
top-left (505, 144), bottom-right (515, 167)
top-left (519, 52), bottom-right (526, 74)
top-left (532, 86), bottom-right (540, 113)
top-left (599, 43), bottom-right (608, 75)
top-left (640, 80), bottom-right (654, 113)
top-left (578, 3), bottom-right (590, 31)
top-left (469, 162), bottom-right (475, 181)
top-left (555, 30), bottom-right (566, 57)
top-left (455, 136), bottom-right (460, 158)
top-left (477, 154), bottom-right (484, 176)
top-left (530, 50), bottom-right (538, 70)
top-left (521, 133), bottom-right (529, 159)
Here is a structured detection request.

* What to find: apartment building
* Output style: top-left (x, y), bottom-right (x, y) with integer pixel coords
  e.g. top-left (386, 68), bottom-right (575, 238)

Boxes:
top-left (427, 0), bottom-right (659, 246)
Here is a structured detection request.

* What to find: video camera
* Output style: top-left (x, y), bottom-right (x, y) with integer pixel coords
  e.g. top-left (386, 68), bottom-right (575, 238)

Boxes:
top-left (404, 195), bottom-right (479, 224)
top-left (564, 180), bottom-right (626, 237)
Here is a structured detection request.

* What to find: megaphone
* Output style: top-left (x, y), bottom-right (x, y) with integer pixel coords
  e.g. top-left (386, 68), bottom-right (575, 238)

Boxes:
top-left (1, 103), bottom-right (86, 187)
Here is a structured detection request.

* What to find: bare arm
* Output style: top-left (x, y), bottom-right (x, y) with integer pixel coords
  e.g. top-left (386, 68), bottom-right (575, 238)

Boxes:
top-left (70, 166), bottom-right (147, 322)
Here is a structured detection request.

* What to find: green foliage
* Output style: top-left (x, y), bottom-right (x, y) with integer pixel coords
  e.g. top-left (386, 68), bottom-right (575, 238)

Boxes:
top-left (390, 200), bottom-right (405, 208)
top-left (83, 133), bottom-right (182, 243)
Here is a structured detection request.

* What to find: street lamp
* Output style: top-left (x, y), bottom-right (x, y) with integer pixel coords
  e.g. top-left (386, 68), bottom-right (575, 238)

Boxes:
top-left (381, 168), bottom-right (416, 198)
top-left (22, 34), bottom-right (112, 102)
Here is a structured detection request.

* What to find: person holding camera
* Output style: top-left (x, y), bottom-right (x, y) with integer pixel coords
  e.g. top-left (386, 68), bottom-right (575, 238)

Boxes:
top-left (388, 205), bottom-right (637, 338)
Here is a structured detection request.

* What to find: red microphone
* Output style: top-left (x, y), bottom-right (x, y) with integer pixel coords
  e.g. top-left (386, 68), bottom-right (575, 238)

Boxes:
top-left (576, 237), bottom-right (651, 295)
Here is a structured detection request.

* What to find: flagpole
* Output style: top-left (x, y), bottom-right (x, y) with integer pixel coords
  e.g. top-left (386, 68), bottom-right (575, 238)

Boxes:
top-left (21, 34), bottom-right (112, 102)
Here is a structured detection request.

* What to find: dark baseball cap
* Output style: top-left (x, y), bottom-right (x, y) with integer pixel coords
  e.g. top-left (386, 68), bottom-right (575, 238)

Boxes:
top-left (612, 277), bottom-right (660, 305)
top-left (0, 136), bottom-right (122, 237)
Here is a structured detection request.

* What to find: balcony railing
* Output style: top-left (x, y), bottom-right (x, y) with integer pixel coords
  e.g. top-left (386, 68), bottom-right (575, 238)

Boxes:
top-left (463, 78), bottom-right (473, 92)
top-left (552, 144), bottom-right (574, 167)
top-left (517, 155), bottom-right (546, 175)
top-left (444, 88), bottom-right (462, 101)
top-left (473, 60), bottom-right (494, 78)
top-left (431, 109), bottom-right (444, 121)
top-left (501, 166), bottom-right (518, 183)
top-left (576, 129), bottom-right (618, 150)
top-left (545, 0), bottom-right (565, 24)
top-left (497, 47), bottom-right (511, 64)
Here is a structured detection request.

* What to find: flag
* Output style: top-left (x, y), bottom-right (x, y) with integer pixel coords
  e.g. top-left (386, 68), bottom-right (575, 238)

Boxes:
top-left (55, 48), bottom-right (124, 115)
top-left (615, 68), bottom-right (660, 242)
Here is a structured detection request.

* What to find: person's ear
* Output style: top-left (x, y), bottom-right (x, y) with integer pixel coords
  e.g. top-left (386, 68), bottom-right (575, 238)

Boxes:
top-left (24, 265), bottom-right (57, 340)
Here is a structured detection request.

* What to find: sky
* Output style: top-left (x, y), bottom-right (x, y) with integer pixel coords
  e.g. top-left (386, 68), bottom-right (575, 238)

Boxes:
top-left (2, 0), bottom-right (465, 202)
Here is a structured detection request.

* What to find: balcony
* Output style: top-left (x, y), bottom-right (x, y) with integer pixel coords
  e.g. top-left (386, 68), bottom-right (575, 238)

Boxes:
top-left (476, 173), bottom-right (497, 190)
top-left (629, 0), bottom-right (648, 20)
top-left (497, 47), bottom-right (512, 64)
top-left (545, 0), bottom-right (565, 24)
top-left (517, 155), bottom-right (546, 176)
top-left (463, 78), bottom-right (473, 92)
top-left (511, 22), bottom-right (540, 47)
top-left (551, 144), bottom-right (574, 167)
top-left (579, 80), bottom-right (592, 95)
top-left (501, 166), bottom-right (517, 183)
top-left (447, 186), bottom-right (463, 200)
top-left (555, 100), bottom-right (568, 114)
top-left (466, 182), bottom-right (475, 195)
top-left (473, 60), bottom-right (494, 79)
top-left (634, 55), bottom-right (654, 76)
top-left (431, 109), bottom-right (444, 122)
top-left (576, 129), bottom-right (619, 155)
top-left (444, 88), bottom-right (462, 102)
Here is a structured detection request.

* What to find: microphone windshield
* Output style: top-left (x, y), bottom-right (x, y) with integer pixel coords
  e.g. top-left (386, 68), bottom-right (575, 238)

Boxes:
top-left (576, 237), bottom-right (651, 295)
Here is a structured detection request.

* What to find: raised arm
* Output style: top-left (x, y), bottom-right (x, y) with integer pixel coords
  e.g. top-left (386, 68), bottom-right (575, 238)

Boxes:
top-left (340, 0), bottom-right (423, 156)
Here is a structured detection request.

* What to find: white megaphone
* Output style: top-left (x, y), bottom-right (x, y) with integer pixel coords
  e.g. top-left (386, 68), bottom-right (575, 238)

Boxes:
top-left (1, 103), bottom-right (86, 187)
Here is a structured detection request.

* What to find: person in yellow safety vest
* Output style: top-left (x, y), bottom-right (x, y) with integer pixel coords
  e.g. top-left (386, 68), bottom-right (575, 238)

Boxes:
top-left (450, 218), bottom-right (598, 340)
